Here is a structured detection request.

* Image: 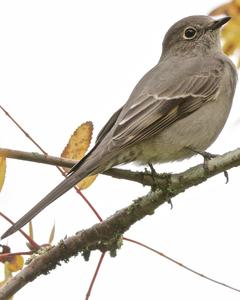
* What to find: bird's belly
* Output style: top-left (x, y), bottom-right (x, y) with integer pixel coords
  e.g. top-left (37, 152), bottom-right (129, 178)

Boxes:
top-left (134, 94), bottom-right (232, 164)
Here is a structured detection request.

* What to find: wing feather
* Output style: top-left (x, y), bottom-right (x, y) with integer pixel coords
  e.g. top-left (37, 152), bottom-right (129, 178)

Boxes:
top-left (110, 61), bottom-right (223, 150)
top-left (96, 106), bottom-right (123, 144)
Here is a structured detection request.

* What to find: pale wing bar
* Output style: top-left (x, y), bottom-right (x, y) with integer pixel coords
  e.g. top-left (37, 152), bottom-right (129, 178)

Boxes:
top-left (111, 73), bottom-right (221, 149)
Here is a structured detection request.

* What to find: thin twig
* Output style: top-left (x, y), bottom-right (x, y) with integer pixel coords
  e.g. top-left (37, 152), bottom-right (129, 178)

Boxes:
top-left (0, 107), bottom-right (102, 222)
top-left (0, 106), bottom-right (46, 154)
top-left (124, 237), bottom-right (240, 293)
top-left (85, 252), bottom-right (105, 300)
top-left (75, 188), bottom-right (102, 222)
top-left (0, 212), bottom-right (39, 249)
top-left (0, 148), bottom-right (75, 168)
top-left (0, 251), bottom-right (34, 261)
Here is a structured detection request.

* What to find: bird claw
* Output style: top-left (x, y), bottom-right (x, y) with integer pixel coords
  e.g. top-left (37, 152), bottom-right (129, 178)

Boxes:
top-left (223, 170), bottom-right (229, 184)
top-left (189, 149), bottom-right (229, 184)
top-left (168, 199), bottom-right (173, 209)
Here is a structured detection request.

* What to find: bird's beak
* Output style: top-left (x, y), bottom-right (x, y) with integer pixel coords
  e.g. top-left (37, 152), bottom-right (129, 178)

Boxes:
top-left (208, 16), bottom-right (231, 31)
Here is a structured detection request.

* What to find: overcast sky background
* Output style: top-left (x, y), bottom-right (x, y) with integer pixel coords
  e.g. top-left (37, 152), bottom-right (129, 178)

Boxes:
top-left (0, 0), bottom-right (240, 299)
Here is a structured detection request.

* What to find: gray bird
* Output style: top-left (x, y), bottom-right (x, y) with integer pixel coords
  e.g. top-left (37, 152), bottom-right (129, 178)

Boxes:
top-left (2, 15), bottom-right (237, 239)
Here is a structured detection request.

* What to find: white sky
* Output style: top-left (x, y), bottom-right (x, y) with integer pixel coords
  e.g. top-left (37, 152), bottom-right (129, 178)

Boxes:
top-left (0, 0), bottom-right (240, 299)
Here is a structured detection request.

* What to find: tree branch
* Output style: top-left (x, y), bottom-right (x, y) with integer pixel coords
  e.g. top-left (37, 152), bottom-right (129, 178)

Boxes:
top-left (0, 147), bottom-right (240, 298)
top-left (0, 148), bottom-right (76, 168)
top-left (1, 147), bottom-right (240, 187)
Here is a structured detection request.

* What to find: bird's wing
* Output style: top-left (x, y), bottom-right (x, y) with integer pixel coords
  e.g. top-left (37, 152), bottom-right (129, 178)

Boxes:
top-left (96, 106), bottom-right (123, 144)
top-left (110, 65), bottom-right (223, 149)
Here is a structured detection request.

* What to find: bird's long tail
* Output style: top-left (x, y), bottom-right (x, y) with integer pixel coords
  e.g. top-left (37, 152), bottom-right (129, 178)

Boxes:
top-left (1, 166), bottom-right (92, 240)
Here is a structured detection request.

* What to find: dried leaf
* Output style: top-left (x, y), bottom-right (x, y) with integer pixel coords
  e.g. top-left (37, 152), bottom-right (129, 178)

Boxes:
top-left (61, 121), bottom-right (98, 189)
top-left (61, 121), bottom-right (93, 161)
top-left (6, 255), bottom-right (24, 272)
top-left (48, 223), bottom-right (55, 245)
top-left (210, 1), bottom-right (240, 65)
top-left (0, 251), bottom-right (22, 299)
top-left (76, 174), bottom-right (98, 190)
top-left (0, 156), bottom-right (6, 192)
top-left (210, 2), bottom-right (240, 17)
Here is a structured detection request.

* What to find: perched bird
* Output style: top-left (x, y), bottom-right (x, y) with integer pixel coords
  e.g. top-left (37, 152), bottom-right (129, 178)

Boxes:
top-left (2, 15), bottom-right (237, 239)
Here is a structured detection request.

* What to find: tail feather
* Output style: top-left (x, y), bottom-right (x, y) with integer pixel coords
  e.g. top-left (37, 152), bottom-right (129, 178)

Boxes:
top-left (1, 170), bottom-right (88, 239)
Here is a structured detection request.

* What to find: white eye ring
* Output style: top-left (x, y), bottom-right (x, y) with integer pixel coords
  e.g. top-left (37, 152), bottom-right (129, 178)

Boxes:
top-left (183, 27), bottom-right (197, 40)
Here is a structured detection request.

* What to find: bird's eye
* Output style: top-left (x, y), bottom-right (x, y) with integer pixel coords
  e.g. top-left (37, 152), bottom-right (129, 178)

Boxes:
top-left (183, 27), bottom-right (197, 40)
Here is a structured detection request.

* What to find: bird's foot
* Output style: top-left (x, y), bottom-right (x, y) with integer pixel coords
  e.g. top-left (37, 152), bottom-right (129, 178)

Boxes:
top-left (148, 163), bottom-right (157, 180)
top-left (188, 149), bottom-right (229, 184)
top-left (146, 163), bottom-right (158, 189)
top-left (147, 163), bottom-right (173, 209)
top-left (194, 150), bottom-right (217, 167)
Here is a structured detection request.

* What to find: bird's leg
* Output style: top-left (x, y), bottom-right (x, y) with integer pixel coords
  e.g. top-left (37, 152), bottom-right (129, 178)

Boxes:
top-left (147, 163), bottom-right (173, 209)
top-left (191, 149), bottom-right (217, 166)
top-left (148, 163), bottom-right (157, 179)
top-left (147, 163), bottom-right (158, 189)
top-left (187, 148), bottom-right (229, 183)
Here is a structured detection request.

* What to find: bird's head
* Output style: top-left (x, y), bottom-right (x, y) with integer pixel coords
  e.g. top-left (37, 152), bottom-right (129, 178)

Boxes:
top-left (161, 15), bottom-right (230, 58)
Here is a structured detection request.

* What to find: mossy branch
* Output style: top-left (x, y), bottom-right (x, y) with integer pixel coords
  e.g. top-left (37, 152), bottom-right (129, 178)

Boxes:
top-left (0, 147), bottom-right (240, 298)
